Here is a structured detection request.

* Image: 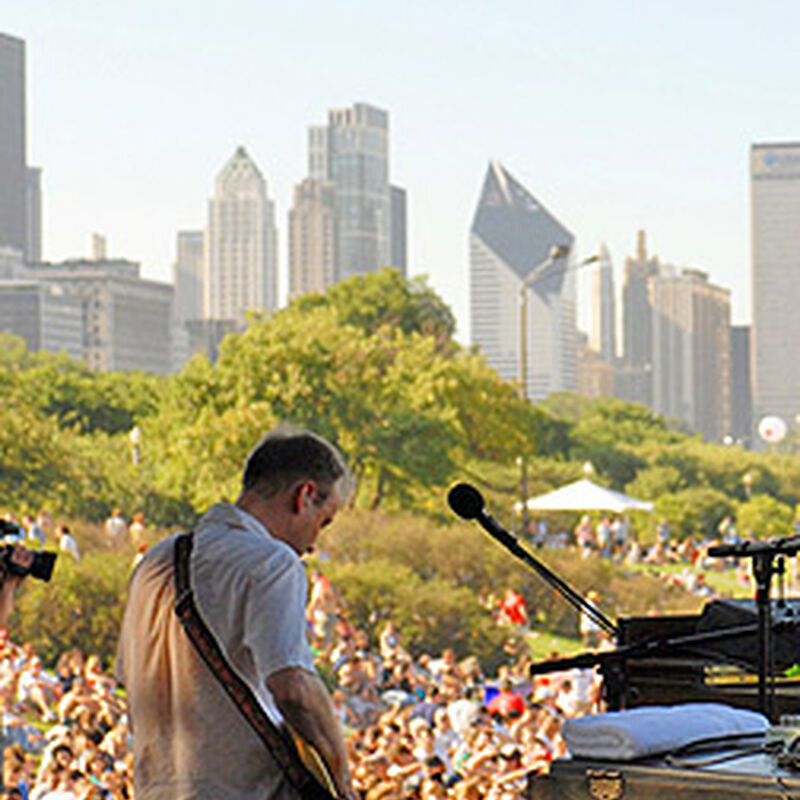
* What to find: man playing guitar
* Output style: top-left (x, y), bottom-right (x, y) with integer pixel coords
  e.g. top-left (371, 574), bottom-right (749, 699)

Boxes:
top-left (117, 429), bottom-right (357, 800)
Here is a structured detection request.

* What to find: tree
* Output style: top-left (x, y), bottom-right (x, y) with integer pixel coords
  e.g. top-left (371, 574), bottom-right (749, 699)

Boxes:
top-left (625, 466), bottom-right (686, 500)
top-left (654, 487), bottom-right (733, 541)
top-left (14, 552), bottom-right (130, 667)
top-left (736, 495), bottom-right (795, 540)
top-left (291, 268), bottom-right (457, 348)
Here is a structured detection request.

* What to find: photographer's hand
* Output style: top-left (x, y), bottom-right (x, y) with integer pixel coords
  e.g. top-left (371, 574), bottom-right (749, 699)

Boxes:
top-left (0, 545), bottom-right (32, 626)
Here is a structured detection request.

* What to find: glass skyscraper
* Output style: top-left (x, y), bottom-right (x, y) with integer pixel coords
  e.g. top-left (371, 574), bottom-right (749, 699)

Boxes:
top-left (291, 102), bottom-right (405, 294)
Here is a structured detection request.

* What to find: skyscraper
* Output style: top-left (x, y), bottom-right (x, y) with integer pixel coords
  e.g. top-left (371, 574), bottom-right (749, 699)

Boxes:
top-left (0, 33), bottom-right (27, 258)
top-left (390, 185), bottom-right (407, 276)
top-left (730, 325), bottom-right (753, 447)
top-left (25, 166), bottom-right (42, 262)
top-left (619, 230), bottom-right (660, 406)
top-left (649, 268), bottom-right (731, 441)
top-left (290, 102), bottom-right (405, 294)
top-left (173, 230), bottom-right (204, 322)
top-left (288, 178), bottom-right (335, 299)
top-left (320, 103), bottom-right (389, 280)
top-left (204, 146), bottom-right (277, 322)
top-left (589, 243), bottom-right (616, 363)
top-left (470, 161), bottom-right (577, 401)
top-left (751, 142), bottom-right (800, 433)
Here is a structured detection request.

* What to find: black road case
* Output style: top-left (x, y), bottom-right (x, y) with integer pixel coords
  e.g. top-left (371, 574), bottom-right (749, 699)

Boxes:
top-left (528, 753), bottom-right (800, 799)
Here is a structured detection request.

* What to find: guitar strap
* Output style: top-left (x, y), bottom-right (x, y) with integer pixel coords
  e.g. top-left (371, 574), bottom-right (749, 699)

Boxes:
top-left (172, 531), bottom-right (332, 800)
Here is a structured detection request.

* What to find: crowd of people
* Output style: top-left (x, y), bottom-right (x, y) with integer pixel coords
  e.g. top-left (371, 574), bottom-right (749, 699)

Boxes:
top-left (305, 572), bottom-right (602, 800)
top-left (0, 546), bottom-right (601, 800)
top-left (2, 493), bottom-right (746, 799)
top-left (0, 635), bottom-right (132, 799)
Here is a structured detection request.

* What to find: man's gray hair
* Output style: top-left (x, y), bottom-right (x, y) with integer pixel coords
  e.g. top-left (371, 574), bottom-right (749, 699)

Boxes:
top-left (242, 427), bottom-right (354, 504)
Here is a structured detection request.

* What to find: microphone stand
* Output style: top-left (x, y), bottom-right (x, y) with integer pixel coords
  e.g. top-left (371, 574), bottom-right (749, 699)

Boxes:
top-left (708, 536), bottom-right (800, 719)
top-left (469, 510), bottom-right (619, 640)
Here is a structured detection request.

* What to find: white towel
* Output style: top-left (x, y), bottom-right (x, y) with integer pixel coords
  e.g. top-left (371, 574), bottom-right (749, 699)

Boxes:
top-left (562, 703), bottom-right (768, 760)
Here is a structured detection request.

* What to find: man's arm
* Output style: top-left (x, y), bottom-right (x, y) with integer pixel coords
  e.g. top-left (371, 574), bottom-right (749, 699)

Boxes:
top-left (268, 666), bottom-right (356, 800)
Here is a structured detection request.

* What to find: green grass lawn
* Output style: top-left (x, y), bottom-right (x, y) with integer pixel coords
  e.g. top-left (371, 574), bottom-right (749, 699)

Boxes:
top-left (525, 629), bottom-right (585, 661)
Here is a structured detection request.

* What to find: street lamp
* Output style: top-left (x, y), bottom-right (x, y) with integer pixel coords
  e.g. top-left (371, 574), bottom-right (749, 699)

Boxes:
top-left (517, 245), bottom-right (600, 534)
top-left (742, 471), bottom-right (754, 500)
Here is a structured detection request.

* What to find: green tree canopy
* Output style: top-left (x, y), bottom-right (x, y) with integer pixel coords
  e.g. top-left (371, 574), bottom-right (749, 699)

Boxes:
top-left (735, 494), bottom-right (795, 539)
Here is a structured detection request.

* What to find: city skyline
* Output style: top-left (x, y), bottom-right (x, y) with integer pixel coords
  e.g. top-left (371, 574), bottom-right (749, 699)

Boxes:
top-left (7, 1), bottom-right (800, 341)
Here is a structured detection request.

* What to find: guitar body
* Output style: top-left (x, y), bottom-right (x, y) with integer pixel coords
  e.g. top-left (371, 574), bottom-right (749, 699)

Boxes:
top-left (284, 725), bottom-right (339, 800)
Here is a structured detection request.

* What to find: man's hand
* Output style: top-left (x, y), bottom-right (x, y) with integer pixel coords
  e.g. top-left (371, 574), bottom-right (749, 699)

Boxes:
top-left (268, 667), bottom-right (357, 800)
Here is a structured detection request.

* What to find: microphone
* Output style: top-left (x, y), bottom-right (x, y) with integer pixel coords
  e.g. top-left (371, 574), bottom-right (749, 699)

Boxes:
top-left (447, 483), bottom-right (516, 546)
top-left (447, 482), bottom-right (619, 638)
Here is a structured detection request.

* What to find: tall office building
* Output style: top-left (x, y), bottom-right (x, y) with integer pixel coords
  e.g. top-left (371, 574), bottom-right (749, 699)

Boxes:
top-left (730, 325), bottom-right (753, 447)
top-left (0, 33), bottom-right (27, 258)
top-left (589, 243), bottom-right (616, 363)
top-left (292, 102), bottom-right (406, 292)
top-left (751, 143), bottom-right (800, 433)
top-left (25, 167), bottom-right (42, 262)
top-left (205, 146), bottom-right (277, 321)
top-left (470, 161), bottom-right (577, 401)
top-left (288, 178), bottom-right (335, 298)
top-left (618, 230), bottom-right (661, 405)
top-left (390, 185), bottom-right (407, 276)
top-left (173, 230), bottom-right (204, 322)
top-left (650, 268), bottom-right (731, 441)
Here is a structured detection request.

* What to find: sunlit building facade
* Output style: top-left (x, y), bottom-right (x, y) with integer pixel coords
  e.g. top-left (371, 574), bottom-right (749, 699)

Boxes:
top-left (288, 178), bottom-right (335, 298)
top-left (205, 146), bottom-right (277, 321)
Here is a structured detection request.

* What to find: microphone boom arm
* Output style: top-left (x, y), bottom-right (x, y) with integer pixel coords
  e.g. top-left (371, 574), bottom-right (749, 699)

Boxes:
top-left (447, 483), bottom-right (618, 638)
top-left (483, 517), bottom-right (619, 638)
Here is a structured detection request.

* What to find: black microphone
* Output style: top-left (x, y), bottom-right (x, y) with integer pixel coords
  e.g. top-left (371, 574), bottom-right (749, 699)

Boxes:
top-left (447, 483), bottom-right (517, 546)
top-left (447, 482), bottom-right (619, 638)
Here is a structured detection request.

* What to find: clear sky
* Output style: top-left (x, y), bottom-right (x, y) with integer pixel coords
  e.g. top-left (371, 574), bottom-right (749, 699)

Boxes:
top-left (6, 0), bottom-right (800, 338)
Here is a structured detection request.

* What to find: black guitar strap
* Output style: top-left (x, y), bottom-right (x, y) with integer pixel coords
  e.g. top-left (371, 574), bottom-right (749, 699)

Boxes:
top-left (172, 531), bottom-right (333, 800)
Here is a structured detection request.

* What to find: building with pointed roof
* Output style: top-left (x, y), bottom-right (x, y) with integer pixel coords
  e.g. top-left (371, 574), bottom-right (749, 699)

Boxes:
top-left (469, 161), bottom-right (577, 401)
top-left (204, 146), bottom-right (277, 322)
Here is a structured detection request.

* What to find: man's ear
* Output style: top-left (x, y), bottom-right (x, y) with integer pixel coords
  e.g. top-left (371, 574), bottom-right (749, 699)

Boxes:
top-left (293, 481), bottom-right (316, 513)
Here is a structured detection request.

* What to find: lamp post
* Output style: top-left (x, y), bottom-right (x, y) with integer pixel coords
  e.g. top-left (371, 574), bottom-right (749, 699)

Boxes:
top-left (517, 245), bottom-right (600, 535)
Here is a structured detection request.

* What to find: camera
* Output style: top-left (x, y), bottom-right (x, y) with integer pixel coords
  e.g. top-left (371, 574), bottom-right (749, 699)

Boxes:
top-left (0, 521), bottom-right (58, 582)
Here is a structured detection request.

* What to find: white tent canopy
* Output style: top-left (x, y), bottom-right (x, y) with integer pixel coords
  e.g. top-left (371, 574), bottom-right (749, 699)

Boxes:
top-left (524, 478), bottom-right (654, 513)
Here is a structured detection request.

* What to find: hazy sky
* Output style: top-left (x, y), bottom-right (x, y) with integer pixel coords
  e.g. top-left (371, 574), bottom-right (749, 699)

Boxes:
top-left (6, 0), bottom-right (800, 338)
